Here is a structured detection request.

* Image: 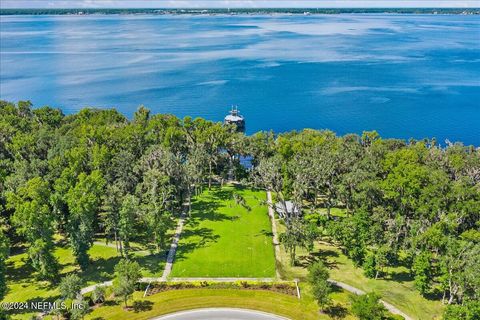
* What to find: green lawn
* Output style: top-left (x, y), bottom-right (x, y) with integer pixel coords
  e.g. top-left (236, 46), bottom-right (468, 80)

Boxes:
top-left (170, 185), bottom-right (276, 277)
top-left (85, 287), bottom-right (350, 320)
top-left (3, 242), bottom-right (166, 319)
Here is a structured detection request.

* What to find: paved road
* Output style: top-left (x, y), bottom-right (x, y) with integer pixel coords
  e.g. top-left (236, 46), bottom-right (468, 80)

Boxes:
top-left (151, 308), bottom-right (289, 320)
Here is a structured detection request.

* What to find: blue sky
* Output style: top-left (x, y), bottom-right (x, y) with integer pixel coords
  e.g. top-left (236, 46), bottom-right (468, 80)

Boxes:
top-left (1, 1), bottom-right (478, 8)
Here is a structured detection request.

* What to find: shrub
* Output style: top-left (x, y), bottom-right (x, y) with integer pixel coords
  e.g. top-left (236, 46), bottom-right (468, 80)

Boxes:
top-left (59, 274), bottom-right (82, 300)
top-left (308, 261), bottom-right (331, 311)
top-left (92, 285), bottom-right (106, 304)
top-left (350, 292), bottom-right (386, 320)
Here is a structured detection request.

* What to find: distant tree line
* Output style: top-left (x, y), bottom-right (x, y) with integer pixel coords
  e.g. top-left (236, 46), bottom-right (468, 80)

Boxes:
top-left (1, 8), bottom-right (478, 15)
top-left (1, 101), bottom-right (479, 318)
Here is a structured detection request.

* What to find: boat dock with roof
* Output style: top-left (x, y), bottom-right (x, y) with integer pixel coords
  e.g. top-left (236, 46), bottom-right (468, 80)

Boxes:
top-left (224, 106), bottom-right (245, 132)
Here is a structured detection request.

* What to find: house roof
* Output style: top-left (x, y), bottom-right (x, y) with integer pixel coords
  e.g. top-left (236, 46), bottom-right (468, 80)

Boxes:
top-left (275, 200), bottom-right (300, 216)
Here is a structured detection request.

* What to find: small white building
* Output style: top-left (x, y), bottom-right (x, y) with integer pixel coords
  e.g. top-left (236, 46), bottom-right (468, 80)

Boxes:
top-left (275, 201), bottom-right (300, 218)
top-left (224, 106), bottom-right (245, 132)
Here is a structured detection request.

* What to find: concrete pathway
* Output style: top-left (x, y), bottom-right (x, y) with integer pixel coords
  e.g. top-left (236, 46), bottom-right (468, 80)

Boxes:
top-left (151, 308), bottom-right (289, 320)
top-left (328, 280), bottom-right (413, 320)
top-left (266, 191), bottom-right (282, 279)
top-left (80, 280), bottom-right (112, 295)
top-left (161, 212), bottom-right (187, 280)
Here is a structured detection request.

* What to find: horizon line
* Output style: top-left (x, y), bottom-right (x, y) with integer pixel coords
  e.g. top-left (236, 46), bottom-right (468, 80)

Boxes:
top-left (2, 7), bottom-right (479, 9)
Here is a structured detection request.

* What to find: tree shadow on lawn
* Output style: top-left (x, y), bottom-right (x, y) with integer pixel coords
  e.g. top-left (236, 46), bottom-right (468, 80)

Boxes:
top-left (136, 254), bottom-right (166, 276)
top-left (326, 303), bottom-right (349, 319)
top-left (385, 270), bottom-right (413, 283)
top-left (256, 229), bottom-right (274, 237)
top-left (81, 256), bottom-right (122, 284)
top-left (297, 249), bottom-right (339, 270)
top-left (209, 187), bottom-right (235, 201)
top-left (5, 256), bottom-right (36, 282)
top-left (133, 300), bottom-right (154, 313)
top-left (188, 200), bottom-right (239, 225)
top-left (174, 227), bottom-right (220, 262)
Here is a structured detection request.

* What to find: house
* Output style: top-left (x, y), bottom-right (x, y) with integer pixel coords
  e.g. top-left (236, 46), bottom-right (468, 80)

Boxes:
top-left (275, 200), bottom-right (300, 218)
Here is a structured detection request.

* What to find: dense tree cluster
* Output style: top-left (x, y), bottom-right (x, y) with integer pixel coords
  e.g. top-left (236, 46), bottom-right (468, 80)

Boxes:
top-left (1, 101), bottom-right (479, 316)
top-left (0, 101), bottom-right (243, 278)
top-left (252, 129), bottom-right (480, 310)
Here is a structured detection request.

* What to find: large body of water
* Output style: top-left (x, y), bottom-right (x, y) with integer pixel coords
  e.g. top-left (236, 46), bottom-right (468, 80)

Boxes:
top-left (1, 14), bottom-right (479, 144)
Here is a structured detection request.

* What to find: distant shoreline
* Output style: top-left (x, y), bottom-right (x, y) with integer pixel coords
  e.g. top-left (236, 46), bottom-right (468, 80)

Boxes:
top-left (1, 8), bottom-right (479, 16)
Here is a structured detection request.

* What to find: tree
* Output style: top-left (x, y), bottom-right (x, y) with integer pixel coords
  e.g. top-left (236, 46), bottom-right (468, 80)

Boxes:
top-left (363, 246), bottom-right (390, 279)
top-left (443, 300), bottom-right (480, 320)
top-left (66, 170), bottom-right (105, 269)
top-left (439, 240), bottom-right (480, 304)
top-left (137, 169), bottom-right (174, 252)
top-left (113, 259), bottom-right (142, 308)
top-left (6, 177), bottom-right (58, 279)
top-left (100, 184), bottom-right (123, 254)
top-left (350, 292), bottom-right (387, 320)
top-left (59, 274), bottom-right (82, 300)
top-left (308, 261), bottom-right (331, 312)
top-left (92, 285), bottom-right (106, 304)
top-left (70, 297), bottom-right (89, 320)
top-left (412, 251), bottom-right (433, 295)
top-left (0, 228), bottom-right (9, 300)
top-left (328, 210), bottom-right (372, 267)
top-left (118, 194), bottom-right (139, 255)
top-left (362, 252), bottom-right (377, 279)
top-left (280, 218), bottom-right (316, 265)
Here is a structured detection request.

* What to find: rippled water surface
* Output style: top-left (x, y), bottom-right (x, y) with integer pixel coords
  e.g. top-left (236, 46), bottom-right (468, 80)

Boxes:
top-left (1, 14), bottom-right (479, 144)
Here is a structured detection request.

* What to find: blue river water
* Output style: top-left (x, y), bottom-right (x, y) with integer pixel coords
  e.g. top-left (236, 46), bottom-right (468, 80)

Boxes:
top-left (1, 14), bottom-right (479, 145)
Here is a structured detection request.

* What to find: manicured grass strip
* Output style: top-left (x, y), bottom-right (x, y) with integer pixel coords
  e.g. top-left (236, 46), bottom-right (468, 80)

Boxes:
top-left (86, 289), bottom-right (324, 320)
top-left (171, 186), bottom-right (276, 277)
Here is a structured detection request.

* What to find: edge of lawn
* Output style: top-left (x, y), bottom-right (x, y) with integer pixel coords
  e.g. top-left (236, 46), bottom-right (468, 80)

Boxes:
top-left (86, 288), bottom-right (324, 320)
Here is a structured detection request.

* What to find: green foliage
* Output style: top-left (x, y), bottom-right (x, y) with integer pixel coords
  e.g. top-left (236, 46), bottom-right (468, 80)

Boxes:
top-left (59, 274), bottom-right (82, 299)
top-left (92, 285), bottom-right (106, 303)
top-left (6, 177), bottom-right (58, 279)
top-left (328, 210), bottom-right (372, 266)
top-left (350, 292), bottom-right (387, 320)
top-left (280, 218), bottom-right (317, 266)
top-left (66, 170), bottom-right (105, 269)
top-left (412, 251), bottom-right (432, 295)
top-left (0, 228), bottom-right (9, 300)
top-left (1, 100), bottom-right (479, 313)
top-left (113, 259), bottom-right (142, 307)
top-left (443, 300), bottom-right (480, 320)
top-left (363, 252), bottom-right (377, 278)
top-left (307, 261), bottom-right (331, 311)
top-left (119, 194), bottom-right (139, 254)
top-left (70, 297), bottom-right (89, 320)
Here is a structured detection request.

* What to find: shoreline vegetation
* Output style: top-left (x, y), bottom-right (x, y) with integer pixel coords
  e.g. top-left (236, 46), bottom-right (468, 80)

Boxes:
top-left (1, 101), bottom-right (479, 320)
top-left (1, 8), bottom-right (479, 15)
